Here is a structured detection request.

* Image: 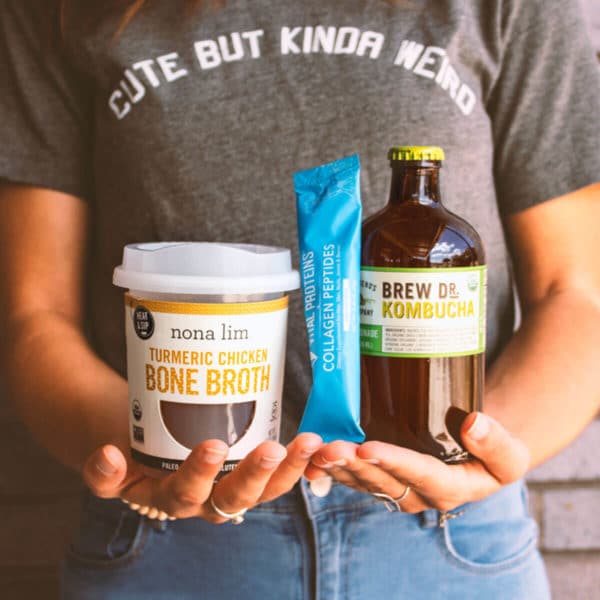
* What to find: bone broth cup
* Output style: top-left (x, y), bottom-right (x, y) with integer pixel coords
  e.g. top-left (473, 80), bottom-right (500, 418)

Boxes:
top-left (113, 242), bottom-right (300, 477)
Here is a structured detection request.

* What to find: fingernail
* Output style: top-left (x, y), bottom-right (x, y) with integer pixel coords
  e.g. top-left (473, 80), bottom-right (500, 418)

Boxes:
top-left (308, 476), bottom-right (333, 497)
top-left (96, 448), bottom-right (119, 476)
top-left (202, 447), bottom-right (228, 464)
top-left (362, 458), bottom-right (380, 465)
top-left (300, 445), bottom-right (322, 459)
top-left (317, 458), bottom-right (347, 468)
top-left (467, 413), bottom-right (490, 441)
top-left (260, 455), bottom-right (284, 469)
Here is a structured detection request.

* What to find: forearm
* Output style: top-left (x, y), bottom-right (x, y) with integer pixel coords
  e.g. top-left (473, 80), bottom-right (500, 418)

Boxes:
top-left (2, 311), bottom-right (129, 472)
top-left (485, 289), bottom-right (600, 468)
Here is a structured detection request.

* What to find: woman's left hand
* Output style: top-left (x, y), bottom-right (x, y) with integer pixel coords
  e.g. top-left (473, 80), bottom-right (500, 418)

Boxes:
top-left (304, 412), bottom-right (530, 513)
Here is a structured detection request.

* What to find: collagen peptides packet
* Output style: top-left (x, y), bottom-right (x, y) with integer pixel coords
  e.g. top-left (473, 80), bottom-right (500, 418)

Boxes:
top-left (294, 155), bottom-right (365, 443)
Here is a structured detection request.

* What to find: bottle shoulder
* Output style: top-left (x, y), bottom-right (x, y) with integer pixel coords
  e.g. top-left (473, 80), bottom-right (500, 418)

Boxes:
top-left (362, 203), bottom-right (485, 267)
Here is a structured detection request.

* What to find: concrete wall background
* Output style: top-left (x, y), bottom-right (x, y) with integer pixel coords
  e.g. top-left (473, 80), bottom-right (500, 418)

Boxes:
top-left (0, 1), bottom-right (599, 598)
top-left (528, 421), bottom-right (600, 598)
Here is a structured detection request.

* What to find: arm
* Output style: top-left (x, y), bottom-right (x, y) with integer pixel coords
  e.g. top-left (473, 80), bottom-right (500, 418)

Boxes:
top-left (306, 183), bottom-right (600, 511)
top-left (486, 182), bottom-right (600, 467)
top-left (0, 184), bottom-right (128, 469)
top-left (0, 184), bottom-right (322, 520)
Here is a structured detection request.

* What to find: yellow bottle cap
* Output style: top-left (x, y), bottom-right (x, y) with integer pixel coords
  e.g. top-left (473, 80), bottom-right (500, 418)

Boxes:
top-left (388, 146), bottom-right (445, 161)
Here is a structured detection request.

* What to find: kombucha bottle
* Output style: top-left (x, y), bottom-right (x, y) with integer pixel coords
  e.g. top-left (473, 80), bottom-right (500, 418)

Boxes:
top-left (360, 146), bottom-right (486, 463)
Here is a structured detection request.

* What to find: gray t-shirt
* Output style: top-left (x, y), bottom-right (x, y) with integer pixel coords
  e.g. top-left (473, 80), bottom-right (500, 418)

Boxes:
top-left (1, 0), bottom-right (599, 440)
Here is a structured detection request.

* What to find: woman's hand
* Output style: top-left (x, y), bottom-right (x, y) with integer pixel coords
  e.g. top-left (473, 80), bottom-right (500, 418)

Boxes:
top-left (82, 433), bottom-right (322, 522)
top-left (304, 413), bottom-right (529, 513)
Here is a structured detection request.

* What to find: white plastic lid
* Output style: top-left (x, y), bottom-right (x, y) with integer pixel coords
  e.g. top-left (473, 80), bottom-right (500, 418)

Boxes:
top-left (113, 242), bottom-right (300, 295)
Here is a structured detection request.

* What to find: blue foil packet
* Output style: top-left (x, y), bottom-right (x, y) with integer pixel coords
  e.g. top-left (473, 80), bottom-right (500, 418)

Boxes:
top-left (294, 155), bottom-right (365, 443)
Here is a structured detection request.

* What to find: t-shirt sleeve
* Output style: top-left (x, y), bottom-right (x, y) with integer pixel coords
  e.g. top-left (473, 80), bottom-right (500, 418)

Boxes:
top-left (486, 0), bottom-right (600, 216)
top-left (0, 1), bottom-right (92, 198)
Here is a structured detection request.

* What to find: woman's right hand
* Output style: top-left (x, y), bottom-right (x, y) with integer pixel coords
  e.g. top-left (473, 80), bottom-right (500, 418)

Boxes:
top-left (82, 433), bottom-right (322, 522)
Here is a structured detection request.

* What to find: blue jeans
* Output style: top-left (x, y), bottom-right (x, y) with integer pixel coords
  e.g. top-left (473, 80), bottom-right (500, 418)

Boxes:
top-left (61, 479), bottom-right (550, 599)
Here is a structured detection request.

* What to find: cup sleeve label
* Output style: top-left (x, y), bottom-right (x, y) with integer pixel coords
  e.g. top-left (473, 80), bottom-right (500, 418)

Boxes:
top-left (124, 294), bottom-right (289, 469)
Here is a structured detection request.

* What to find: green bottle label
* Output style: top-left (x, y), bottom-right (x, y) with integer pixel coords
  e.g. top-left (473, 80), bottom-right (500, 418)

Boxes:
top-left (360, 266), bottom-right (486, 358)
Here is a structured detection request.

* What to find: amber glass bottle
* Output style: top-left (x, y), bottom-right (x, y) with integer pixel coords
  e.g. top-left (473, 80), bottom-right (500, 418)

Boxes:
top-left (360, 146), bottom-right (486, 463)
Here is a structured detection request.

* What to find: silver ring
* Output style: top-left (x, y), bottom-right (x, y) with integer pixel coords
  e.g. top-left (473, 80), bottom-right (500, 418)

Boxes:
top-left (372, 486), bottom-right (411, 512)
top-left (209, 496), bottom-right (248, 525)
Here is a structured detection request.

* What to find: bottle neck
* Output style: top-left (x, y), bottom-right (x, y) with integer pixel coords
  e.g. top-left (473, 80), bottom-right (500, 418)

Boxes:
top-left (388, 165), bottom-right (441, 206)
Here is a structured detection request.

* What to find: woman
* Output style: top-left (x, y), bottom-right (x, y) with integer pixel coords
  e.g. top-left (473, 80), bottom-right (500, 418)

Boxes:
top-left (1, 0), bottom-right (599, 598)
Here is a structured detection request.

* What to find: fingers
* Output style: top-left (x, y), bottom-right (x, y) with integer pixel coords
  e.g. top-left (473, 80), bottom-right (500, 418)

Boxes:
top-left (259, 433), bottom-right (323, 502)
top-left (358, 440), bottom-right (500, 509)
top-left (89, 413), bottom-right (528, 522)
top-left (85, 436), bottom-right (321, 523)
top-left (356, 412), bottom-right (530, 507)
top-left (307, 441), bottom-right (364, 490)
top-left (461, 412), bottom-right (530, 484)
top-left (310, 441), bottom-right (431, 512)
top-left (207, 441), bottom-right (287, 522)
top-left (304, 414), bottom-right (529, 514)
top-left (157, 440), bottom-right (229, 518)
top-left (82, 445), bottom-right (128, 498)
top-left (357, 442), bottom-right (453, 492)
top-left (328, 455), bottom-right (430, 514)
top-left (311, 440), bottom-right (358, 469)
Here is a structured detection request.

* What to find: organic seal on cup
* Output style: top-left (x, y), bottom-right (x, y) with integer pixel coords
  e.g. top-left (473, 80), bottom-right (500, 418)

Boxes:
top-left (113, 242), bottom-right (300, 476)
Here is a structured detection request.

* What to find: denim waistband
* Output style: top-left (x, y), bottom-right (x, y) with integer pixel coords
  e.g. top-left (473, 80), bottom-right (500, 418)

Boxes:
top-left (250, 477), bottom-right (460, 529)
top-left (252, 478), bottom-right (378, 515)
top-left (252, 477), bottom-right (528, 528)
top-left (85, 476), bottom-right (526, 535)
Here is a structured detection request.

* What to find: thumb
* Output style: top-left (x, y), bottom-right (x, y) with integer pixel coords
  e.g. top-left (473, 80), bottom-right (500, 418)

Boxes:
top-left (82, 445), bottom-right (128, 498)
top-left (461, 412), bottom-right (530, 484)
